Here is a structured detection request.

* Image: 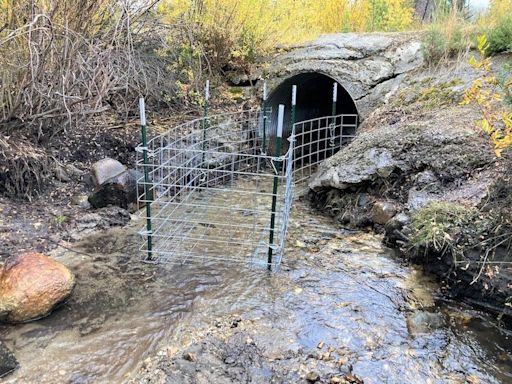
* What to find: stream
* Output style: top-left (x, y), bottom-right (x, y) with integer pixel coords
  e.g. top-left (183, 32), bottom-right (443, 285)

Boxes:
top-left (0, 198), bottom-right (511, 383)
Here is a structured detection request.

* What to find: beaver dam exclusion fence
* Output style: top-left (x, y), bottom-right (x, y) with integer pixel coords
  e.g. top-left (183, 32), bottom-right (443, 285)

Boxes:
top-left (136, 83), bottom-right (358, 270)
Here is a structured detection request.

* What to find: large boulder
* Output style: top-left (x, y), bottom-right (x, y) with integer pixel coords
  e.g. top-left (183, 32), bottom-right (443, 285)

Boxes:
top-left (89, 158), bottom-right (126, 188)
top-left (0, 252), bottom-right (75, 323)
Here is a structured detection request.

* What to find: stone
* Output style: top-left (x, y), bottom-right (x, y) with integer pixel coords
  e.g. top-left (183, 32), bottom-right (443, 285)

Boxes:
top-left (54, 164), bottom-right (71, 182)
top-left (415, 170), bottom-right (439, 187)
top-left (407, 188), bottom-right (438, 211)
top-left (310, 148), bottom-right (404, 191)
top-left (0, 252), bottom-right (75, 323)
top-left (183, 352), bottom-right (197, 362)
top-left (90, 158), bottom-right (126, 188)
top-left (64, 164), bottom-right (85, 178)
top-left (406, 310), bottom-right (445, 335)
top-left (88, 169), bottom-right (143, 210)
top-left (0, 341), bottom-right (18, 378)
top-left (306, 371), bottom-right (320, 382)
top-left (372, 201), bottom-right (397, 225)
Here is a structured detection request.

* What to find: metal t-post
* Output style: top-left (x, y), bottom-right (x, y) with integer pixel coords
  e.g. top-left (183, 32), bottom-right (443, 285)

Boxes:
top-left (267, 104), bottom-right (285, 271)
top-left (262, 81), bottom-right (268, 155)
top-left (202, 80), bottom-right (210, 165)
top-left (139, 97), bottom-right (153, 260)
top-left (330, 82), bottom-right (338, 156)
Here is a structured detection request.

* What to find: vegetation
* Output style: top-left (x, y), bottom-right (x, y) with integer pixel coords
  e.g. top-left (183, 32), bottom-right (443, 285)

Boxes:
top-left (155, 0), bottom-right (415, 87)
top-left (462, 35), bottom-right (512, 157)
top-left (410, 201), bottom-right (476, 255)
top-left (421, 0), bottom-right (512, 66)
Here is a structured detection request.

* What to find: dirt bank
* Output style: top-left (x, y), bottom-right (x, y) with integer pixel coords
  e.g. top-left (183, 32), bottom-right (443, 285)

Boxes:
top-left (309, 57), bottom-right (512, 319)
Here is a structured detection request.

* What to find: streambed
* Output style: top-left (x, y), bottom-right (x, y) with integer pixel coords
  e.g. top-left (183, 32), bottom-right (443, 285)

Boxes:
top-left (0, 199), bottom-right (510, 383)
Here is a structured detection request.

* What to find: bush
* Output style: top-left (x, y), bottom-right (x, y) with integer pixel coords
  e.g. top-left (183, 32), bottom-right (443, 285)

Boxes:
top-left (486, 14), bottom-right (512, 54)
top-left (420, 6), bottom-right (471, 66)
top-left (0, 0), bottom-right (177, 138)
top-left (422, 26), bottom-right (447, 65)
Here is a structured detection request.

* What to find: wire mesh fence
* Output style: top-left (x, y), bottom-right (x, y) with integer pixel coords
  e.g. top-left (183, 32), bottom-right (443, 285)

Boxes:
top-left (136, 105), bottom-right (358, 269)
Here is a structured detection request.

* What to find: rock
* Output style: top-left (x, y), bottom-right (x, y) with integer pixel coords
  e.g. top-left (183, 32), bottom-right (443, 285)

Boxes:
top-left (183, 352), bottom-right (197, 362)
top-left (406, 310), bottom-right (445, 335)
top-left (0, 252), bottom-right (75, 323)
top-left (54, 163), bottom-right (71, 182)
top-left (0, 342), bottom-right (18, 378)
top-left (384, 213), bottom-right (411, 244)
top-left (88, 169), bottom-right (142, 210)
top-left (310, 147), bottom-right (404, 191)
top-left (415, 170), bottom-right (439, 187)
top-left (371, 201), bottom-right (397, 225)
top-left (71, 194), bottom-right (91, 209)
top-left (407, 188), bottom-right (438, 211)
top-left (306, 371), bottom-right (320, 382)
top-left (90, 158), bottom-right (126, 188)
top-left (64, 164), bottom-right (85, 178)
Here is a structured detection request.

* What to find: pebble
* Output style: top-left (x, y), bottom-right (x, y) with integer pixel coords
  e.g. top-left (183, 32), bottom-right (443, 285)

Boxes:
top-left (183, 352), bottom-right (197, 362)
top-left (306, 371), bottom-right (320, 382)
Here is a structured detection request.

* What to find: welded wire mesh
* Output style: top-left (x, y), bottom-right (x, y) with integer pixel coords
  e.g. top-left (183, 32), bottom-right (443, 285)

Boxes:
top-left (292, 114), bottom-right (358, 194)
top-left (136, 110), bottom-right (357, 268)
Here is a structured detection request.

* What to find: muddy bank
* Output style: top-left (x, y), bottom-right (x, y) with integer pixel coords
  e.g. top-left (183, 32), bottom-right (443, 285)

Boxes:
top-left (308, 58), bottom-right (512, 319)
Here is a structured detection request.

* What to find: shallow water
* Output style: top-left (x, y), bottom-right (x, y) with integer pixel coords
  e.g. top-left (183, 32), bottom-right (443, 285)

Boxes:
top-left (1, 197), bottom-right (511, 383)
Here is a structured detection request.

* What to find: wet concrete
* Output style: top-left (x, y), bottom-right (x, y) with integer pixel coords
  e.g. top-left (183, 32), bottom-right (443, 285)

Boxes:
top-left (0, 199), bottom-right (511, 383)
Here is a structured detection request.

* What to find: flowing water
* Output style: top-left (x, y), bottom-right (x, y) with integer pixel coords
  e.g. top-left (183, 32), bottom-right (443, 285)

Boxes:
top-left (0, 196), bottom-right (511, 383)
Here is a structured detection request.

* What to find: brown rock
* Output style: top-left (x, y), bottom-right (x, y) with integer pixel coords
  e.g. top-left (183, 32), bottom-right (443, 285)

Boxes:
top-left (306, 371), bottom-right (320, 382)
top-left (0, 252), bottom-right (75, 323)
top-left (371, 200), bottom-right (397, 225)
top-left (183, 352), bottom-right (197, 362)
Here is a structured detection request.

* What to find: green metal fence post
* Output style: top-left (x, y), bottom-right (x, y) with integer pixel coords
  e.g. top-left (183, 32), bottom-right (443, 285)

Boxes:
top-left (139, 97), bottom-right (153, 260)
top-left (262, 81), bottom-right (268, 154)
top-left (267, 104), bottom-right (285, 271)
top-left (330, 82), bottom-right (338, 156)
top-left (202, 80), bottom-right (210, 165)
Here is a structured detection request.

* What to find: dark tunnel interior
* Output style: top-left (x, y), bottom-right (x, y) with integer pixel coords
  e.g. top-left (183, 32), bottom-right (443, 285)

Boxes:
top-left (267, 72), bottom-right (358, 135)
top-left (264, 72), bottom-right (359, 162)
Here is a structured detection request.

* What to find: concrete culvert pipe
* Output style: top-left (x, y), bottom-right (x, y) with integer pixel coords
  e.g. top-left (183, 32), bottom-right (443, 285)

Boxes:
top-left (265, 72), bottom-right (359, 161)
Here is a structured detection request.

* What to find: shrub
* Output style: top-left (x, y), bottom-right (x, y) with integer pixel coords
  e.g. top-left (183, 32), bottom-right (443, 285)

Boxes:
top-left (422, 25), bottom-right (448, 65)
top-left (486, 14), bottom-right (512, 54)
top-left (420, 6), bottom-right (471, 66)
top-left (411, 201), bottom-right (475, 253)
top-left (462, 35), bottom-right (512, 157)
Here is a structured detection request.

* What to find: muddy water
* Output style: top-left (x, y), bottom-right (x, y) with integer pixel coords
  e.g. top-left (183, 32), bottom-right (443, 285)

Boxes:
top-left (1, 200), bottom-right (511, 383)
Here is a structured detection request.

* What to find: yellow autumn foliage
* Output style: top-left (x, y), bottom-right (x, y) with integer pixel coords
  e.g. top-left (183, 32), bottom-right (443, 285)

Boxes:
top-left (462, 35), bottom-right (512, 157)
top-left (157, 0), bottom-right (415, 55)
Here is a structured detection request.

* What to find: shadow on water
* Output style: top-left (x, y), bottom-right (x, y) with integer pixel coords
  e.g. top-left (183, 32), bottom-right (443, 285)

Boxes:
top-left (0, 200), bottom-right (511, 383)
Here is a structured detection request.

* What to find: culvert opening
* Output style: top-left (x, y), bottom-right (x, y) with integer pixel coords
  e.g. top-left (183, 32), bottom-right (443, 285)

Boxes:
top-left (266, 72), bottom-right (359, 168)
top-left (267, 72), bottom-right (359, 131)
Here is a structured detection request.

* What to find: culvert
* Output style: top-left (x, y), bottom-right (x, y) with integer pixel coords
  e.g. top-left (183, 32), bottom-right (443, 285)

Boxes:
top-left (267, 72), bottom-right (359, 132)
top-left (265, 72), bottom-right (359, 171)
